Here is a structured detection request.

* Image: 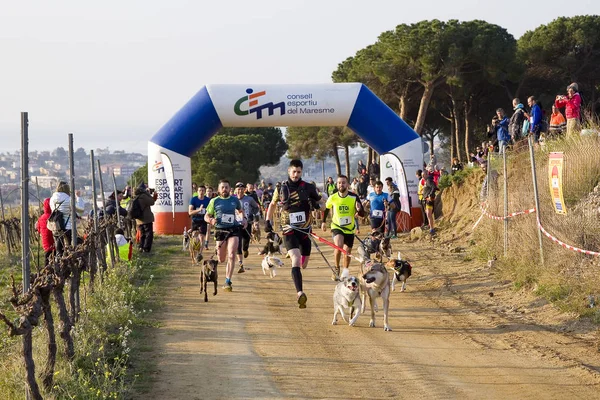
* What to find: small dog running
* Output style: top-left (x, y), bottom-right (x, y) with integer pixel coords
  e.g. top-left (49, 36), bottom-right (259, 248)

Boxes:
top-left (199, 258), bottom-right (218, 302)
top-left (259, 231), bottom-right (282, 256)
top-left (386, 254), bottom-right (412, 292)
top-left (332, 276), bottom-right (362, 326)
top-left (261, 255), bottom-right (284, 278)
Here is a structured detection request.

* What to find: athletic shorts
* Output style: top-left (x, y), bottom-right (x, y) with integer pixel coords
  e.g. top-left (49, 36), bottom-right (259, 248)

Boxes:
top-left (331, 229), bottom-right (355, 248)
top-left (426, 198), bottom-right (435, 209)
top-left (283, 229), bottom-right (311, 256)
top-left (214, 226), bottom-right (241, 242)
top-left (192, 220), bottom-right (208, 235)
top-left (370, 217), bottom-right (384, 230)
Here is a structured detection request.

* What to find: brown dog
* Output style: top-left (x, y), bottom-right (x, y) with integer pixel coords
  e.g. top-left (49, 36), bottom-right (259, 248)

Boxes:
top-left (200, 259), bottom-right (218, 302)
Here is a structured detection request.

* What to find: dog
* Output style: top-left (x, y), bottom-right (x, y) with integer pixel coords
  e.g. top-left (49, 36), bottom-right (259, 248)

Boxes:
top-left (332, 276), bottom-right (362, 326)
top-left (188, 229), bottom-right (204, 264)
top-left (386, 254), bottom-right (412, 292)
top-left (258, 231), bottom-right (282, 255)
top-left (357, 232), bottom-right (390, 263)
top-left (199, 258), bottom-right (218, 302)
top-left (251, 221), bottom-right (261, 243)
top-left (360, 262), bottom-right (392, 331)
top-left (379, 236), bottom-right (392, 260)
top-left (183, 227), bottom-right (191, 251)
top-left (261, 255), bottom-right (284, 278)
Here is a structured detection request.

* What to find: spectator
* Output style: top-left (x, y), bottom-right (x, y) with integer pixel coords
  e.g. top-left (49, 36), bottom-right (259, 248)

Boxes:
top-left (528, 96), bottom-right (542, 142)
top-left (366, 177), bottom-right (376, 196)
top-left (549, 105), bottom-right (567, 137)
top-left (192, 182), bottom-right (198, 194)
top-left (431, 165), bottom-right (441, 186)
top-left (368, 159), bottom-right (380, 180)
top-left (555, 82), bottom-right (582, 137)
top-left (350, 177), bottom-right (359, 193)
top-left (49, 181), bottom-right (85, 257)
top-left (35, 198), bottom-right (55, 266)
top-left (486, 116), bottom-right (499, 150)
top-left (107, 228), bottom-right (133, 264)
top-left (133, 183), bottom-right (157, 253)
top-left (509, 99), bottom-right (527, 143)
top-left (451, 158), bottom-right (463, 174)
top-left (422, 173), bottom-right (439, 235)
top-left (384, 177), bottom-right (400, 238)
top-left (494, 108), bottom-right (510, 154)
top-left (357, 175), bottom-right (368, 200)
top-left (476, 146), bottom-right (485, 158)
top-left (416, 169), bottom-right (428, 228)
top-left (326, 177), bottom-right (337, 196)
top-left (357, 160), bottom-right (366, 177)
top-left (105, 190), bottom-right (127, 220)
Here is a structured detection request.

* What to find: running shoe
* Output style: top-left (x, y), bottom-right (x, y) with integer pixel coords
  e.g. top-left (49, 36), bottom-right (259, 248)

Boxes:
top-left (223, 282), bottom-right (233, 292)
top-left (237, 263), bottom-right (245, 273)
top-left (243, 250), bottom-right (249, 259)
top-left (297, 292), bottom-right (307, 309)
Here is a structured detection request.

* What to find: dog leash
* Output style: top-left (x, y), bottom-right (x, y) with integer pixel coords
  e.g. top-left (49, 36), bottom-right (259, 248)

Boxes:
top-left (283, 225), bottom-right (365, 264)
top-left (280, 225), bottom-right (340, 279)
top-left (354, 234), bottom-right (392, 262)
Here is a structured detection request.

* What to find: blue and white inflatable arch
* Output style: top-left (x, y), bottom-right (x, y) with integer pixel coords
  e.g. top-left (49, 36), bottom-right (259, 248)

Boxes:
top-left (148, 83), bottom-right (422, 234)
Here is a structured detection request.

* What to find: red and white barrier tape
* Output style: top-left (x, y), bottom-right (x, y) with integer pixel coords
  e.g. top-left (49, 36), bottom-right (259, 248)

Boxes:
top-left (480, 203), bottom-right (537, 221)
top-left (537, 220), bottom-right (600, 256)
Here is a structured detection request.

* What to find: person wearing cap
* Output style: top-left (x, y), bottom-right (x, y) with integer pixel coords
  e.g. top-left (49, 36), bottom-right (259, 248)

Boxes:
top-left (509, 98), bottom-right (527, 142)
top-left (104, 190), bottom-right (127, 219)
top-left (133, 183), bottom-right (158, 253)
top-left (234, 182), bottom-right (260, 273)
top-left (555, 82), bottom-right (582, 137)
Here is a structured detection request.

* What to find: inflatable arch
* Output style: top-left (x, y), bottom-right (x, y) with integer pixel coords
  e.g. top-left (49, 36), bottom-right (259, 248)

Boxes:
top-left (148, 83), bottom-right (423, 234)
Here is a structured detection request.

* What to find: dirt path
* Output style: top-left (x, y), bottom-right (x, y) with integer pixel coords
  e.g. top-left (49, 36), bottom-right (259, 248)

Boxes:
top-left (141, 235), bottom-right (600, 400)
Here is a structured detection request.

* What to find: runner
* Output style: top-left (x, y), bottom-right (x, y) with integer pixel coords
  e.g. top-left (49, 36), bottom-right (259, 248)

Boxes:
top-left (321, 175), bottom-right (365, 280)
top-left (265, 159), bottom-right (323, 309)
top-left (188, 185), bottom-right (211, 254)
top-left (234, 182), bottom-right (261, 273)
top-left (205, 180), bottom-right (248, 292)
top-left (367, 180), bottom-right (387, 234)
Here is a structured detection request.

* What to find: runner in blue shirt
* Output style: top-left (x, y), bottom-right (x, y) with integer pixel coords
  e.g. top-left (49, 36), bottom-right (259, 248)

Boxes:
top-left (367, 180), bottom-right (387, 234)
top-left (205, 179), bottom-right (247, 292)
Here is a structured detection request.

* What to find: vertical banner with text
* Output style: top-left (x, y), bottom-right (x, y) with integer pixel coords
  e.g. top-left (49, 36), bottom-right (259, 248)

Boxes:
top-left (548, 152), bottom-right (567, 215)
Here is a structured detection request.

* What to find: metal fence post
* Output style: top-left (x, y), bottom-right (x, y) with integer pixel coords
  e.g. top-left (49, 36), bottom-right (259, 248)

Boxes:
top-left (503, 149), bottom-right (508, 257)
top-left (528, 136), bottom-right (545, 265)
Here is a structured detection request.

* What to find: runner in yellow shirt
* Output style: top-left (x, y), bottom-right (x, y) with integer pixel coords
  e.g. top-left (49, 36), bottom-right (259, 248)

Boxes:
top-left (321, 175), bottom-right (365, 280)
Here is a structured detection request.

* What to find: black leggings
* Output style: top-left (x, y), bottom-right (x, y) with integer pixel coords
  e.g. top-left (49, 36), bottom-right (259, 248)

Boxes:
top-left (237, 224), bottom-right (252, 255)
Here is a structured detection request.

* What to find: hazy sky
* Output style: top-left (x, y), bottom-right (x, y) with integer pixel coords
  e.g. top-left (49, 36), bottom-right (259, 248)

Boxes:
top-left (1, 1), bottom-right (598, 154)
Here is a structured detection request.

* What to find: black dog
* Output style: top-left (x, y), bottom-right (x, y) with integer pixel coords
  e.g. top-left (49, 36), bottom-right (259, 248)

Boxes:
top-left (259, 231), bottom-right (282, 255)
top-left (200, 259), bottom-right (218, 302)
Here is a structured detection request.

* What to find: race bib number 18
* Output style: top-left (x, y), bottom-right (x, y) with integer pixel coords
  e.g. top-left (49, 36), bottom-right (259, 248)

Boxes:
top-left (221, 214), bottom-right (234, 225)
top-left (289, 211), bottom-right (306, 225)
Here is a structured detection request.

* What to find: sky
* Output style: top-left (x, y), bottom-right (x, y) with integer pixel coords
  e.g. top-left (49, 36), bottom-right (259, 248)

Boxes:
top-left (1, 0), bottom-right (598, 154)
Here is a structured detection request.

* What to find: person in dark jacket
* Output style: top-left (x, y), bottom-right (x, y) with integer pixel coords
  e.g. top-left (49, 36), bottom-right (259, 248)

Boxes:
top-left (36, 198), bottom-right (55, 266)
top-left (357, 160), bottom-right (366, 177)
top-left (356, 175), bottom-right (368, 200)
top-left (422, 173), bottom-right (439, 235)
top-left (105, 190), bottom-right (127, 218)
top-left (134, 183), bottom-right (157, 253)
top-left (368, 159), bottom-right (380, 180)
top-left (508, 99), bottom-right (526, 143)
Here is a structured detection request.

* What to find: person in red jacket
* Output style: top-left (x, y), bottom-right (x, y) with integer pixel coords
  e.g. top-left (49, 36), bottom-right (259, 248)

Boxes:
top-left (555, 82), bottom-right (582, 137)
top-left (35, 198), bottom-right (55, 266)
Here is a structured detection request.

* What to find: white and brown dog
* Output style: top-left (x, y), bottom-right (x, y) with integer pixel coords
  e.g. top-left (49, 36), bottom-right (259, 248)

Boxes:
top-left (332, 276), bottom-right (362, 326)
top-left (361, 262), bottom-right (392, 331)
top-left (261, 255), bottom-right (284, 278)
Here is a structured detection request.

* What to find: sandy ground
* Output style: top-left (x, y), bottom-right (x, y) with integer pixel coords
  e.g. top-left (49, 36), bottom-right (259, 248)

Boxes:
top-left (138, 234), bottom-right (600, 400)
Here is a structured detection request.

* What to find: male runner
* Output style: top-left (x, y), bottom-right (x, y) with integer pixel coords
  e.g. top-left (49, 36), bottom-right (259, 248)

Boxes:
top-left (234, 182), bottom-right (261, 273)
top-left (265, 159), bottom-right (323, 308)
top-left (367, 180), bottom-right (387, 234)
top-left (321, 175), bottom-right (365, 280)
top-left (205, 180), bottom-right (247, 292)
top-left (188, 185), bottom-right (211, 252)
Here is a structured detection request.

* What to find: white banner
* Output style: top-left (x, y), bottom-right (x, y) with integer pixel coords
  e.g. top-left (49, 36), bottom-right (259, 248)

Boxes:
top-left (148, 142), bottom-right (191, 214)
top-left (206, 83), bottom-right (361, 127)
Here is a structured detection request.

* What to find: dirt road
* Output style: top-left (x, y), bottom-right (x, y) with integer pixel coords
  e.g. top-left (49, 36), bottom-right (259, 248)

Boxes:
top-left (141, 236), bottom-right (600, 399)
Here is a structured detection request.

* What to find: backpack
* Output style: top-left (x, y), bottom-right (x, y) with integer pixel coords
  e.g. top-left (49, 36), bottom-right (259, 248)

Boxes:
top-left (126, 197), bottom-right (143, 220)
top-left (47, 201), bottom-right (68, 234)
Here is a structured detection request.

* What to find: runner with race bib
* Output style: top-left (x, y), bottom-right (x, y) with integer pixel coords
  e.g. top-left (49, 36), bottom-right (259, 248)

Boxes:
top-left (367, 180), bottom-right (387, 234)
top-left (322, 175), bottom-right (365, 281)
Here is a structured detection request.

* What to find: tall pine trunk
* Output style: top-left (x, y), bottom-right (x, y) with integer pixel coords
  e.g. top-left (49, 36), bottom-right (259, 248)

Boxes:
top-left (344, 145), bottom-right (350, 177)
top-left (414, 81), bottom-right (436, 134)
top-left (332, 144), bottom-right (342, 176)
top-left (452, 98), bottom-right (462, 162)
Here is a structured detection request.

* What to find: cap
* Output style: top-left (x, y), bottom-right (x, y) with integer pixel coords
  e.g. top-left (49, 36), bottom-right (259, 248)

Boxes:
top-left (567, 82), bottom-right (578, 91)
top-left (235, 182), bottom-right (244, 188)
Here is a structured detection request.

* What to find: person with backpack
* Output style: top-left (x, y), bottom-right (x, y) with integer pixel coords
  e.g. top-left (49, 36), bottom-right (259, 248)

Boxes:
top-left (49, 181), bottom-right (84, 257)
top-left (509, 99), bottom-right (526, 143)
top-left (35, 198), bottom-right (55, 266)
top-left (131, 183), bottom-right (157, 253)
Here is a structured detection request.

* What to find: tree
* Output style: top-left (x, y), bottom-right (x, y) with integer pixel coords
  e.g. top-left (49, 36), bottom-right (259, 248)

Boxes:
top-left (190, 127), bottom-right (287, 187)
top-left (52, 147), bottom-right (67, 158)
top-left (518, 15), bottom-right (600, 112)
